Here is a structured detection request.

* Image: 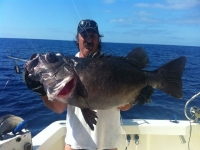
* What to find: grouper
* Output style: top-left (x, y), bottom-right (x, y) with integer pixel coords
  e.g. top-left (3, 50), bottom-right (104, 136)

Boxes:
top-left (24, 48), bottom-right (186, 130)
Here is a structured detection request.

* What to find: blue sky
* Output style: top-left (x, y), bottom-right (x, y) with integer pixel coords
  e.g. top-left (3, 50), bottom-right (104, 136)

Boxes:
top-left (0, 0), bottom-right (200, 46)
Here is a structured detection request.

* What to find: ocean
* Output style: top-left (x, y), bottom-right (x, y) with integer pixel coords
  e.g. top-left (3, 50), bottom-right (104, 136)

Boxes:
top-left (0, 38), bottom-right (200, 137)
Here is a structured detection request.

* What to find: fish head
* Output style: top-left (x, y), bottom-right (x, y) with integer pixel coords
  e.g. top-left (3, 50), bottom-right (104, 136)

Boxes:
top-left (25, 52), bottom-right (64, 80)
top-left (25, 52), bottom-right (77, 102)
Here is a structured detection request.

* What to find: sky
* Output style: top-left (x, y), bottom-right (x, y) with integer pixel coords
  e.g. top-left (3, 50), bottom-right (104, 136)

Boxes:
top-left (0, 0), bottom-right (200, 46)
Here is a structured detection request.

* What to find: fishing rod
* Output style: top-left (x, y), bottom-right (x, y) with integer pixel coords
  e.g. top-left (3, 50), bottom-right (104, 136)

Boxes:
top-left (0, 56), bottom-right (27, 98)
top-left (8, 56), bottom-right (28, 62)
top-left (8, 56), bottom-right (27, 74)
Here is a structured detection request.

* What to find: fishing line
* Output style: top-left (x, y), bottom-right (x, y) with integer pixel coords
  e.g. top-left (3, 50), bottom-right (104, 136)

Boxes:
top-left (0, 64), bottom-right (21, 100)
top-left (71, 0), bottom-right (92, 39)
top-left (0, 76), bottom-right (11, 101)
top-left (0, 56), bottom-right (26, 100)
top-left (71, 0), bottom-right (82, 20)
top-left (1, 78), bottom-right (10, 93)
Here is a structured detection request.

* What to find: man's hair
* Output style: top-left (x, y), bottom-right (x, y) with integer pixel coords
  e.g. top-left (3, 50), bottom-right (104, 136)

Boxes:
top-left (74, 33), bottom-right (103, 51)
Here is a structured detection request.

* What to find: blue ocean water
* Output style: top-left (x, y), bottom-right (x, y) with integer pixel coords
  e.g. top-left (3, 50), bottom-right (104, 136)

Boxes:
top-left (0, 38), bottom-right (200, 137)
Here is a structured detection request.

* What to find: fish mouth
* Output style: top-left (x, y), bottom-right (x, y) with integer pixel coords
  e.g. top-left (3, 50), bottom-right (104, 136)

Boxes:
top-left (56, 78), bottom-right (75, 101)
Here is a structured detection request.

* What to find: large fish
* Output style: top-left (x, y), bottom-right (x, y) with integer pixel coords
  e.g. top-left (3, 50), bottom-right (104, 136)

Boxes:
top-left (24, 48), bottom-right (186, 130)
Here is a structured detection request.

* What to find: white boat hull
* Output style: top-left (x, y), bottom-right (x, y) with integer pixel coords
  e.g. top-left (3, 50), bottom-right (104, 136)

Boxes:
top-left (32, 119), bottom-right (200, 150)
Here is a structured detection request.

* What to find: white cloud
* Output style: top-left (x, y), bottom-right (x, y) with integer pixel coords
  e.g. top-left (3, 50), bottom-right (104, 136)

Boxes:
top-left (140, 17), bottom-right (159, 23)
top-left (108, 18), bottom-right (135, 26)
top-left (109, 16), bottom-right (159, 25)
top-left (174, 18), bottom-right (200, 24)
top-left (134, 0), bottom-right (200, 9)
top-left (138, 11), bottom-right (152, 16)
top-left (102, 0), bottom-right (115, 4)
top-left (109, 18), bottom-right (126, 23)
top-left (131, 11), bottom-right (161, 24)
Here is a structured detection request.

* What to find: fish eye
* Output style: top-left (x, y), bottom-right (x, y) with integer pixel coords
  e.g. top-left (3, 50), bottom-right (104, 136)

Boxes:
top-left (45, 52), bottom-right (59, 63)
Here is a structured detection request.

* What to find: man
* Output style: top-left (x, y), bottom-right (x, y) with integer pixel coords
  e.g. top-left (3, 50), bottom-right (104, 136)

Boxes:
top-left (23, 19), bottom-right (153, 150)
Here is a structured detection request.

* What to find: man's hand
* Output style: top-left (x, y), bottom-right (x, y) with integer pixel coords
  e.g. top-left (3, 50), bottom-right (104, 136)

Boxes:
top-left (118, 103), bottom-right (133, 111)
top-left (22, 68), bottom-right (46, 96)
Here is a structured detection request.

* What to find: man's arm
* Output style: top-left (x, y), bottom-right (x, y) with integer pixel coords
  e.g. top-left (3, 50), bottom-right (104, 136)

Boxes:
top-left (23, 69), bottom-right (67, 114)
top-left (41, 95), bottom-right (67, 114)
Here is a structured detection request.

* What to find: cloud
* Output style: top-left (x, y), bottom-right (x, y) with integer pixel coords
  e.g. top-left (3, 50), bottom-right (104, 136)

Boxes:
top-left (108, 18), bottom-right (135, 26)
top-left (130, 11), bottom-right (160, 23)
top-left (108, 16), bottom-right (160, 25)
top-left (109, 18), bottom-right (126, 23)
top-left (140, 17), bottom-right (159, 23)
top-left (174, 18), bottom-right (200, 24)
top-left (123, 29), bottom-right (171, 37)
top-left (102, 0), bottom-right (115, 4)
top-left (138, 11), bottom-right (152, 16)
top-left (134, 0), bottom-right (200, 10)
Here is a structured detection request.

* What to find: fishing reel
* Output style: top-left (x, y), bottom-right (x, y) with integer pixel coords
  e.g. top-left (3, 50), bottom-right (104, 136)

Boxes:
top-left (184, 92), bottom-right (200, 123)
top-left (190, 106), bottom-right (200, 123)
top-left (8, 56), bottom-right (28, 74)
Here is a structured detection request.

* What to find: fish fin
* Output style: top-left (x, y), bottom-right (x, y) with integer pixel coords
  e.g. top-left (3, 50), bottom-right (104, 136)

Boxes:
top-left (155, 56), bottom-right (186, 98)
top-left (81, 108), bottom-right (98, 131)
top-left (87, 51), bottom-right (111, 58)
top-left (134, 85), bottom-right (154, 105)
top-left (126, 47), bottom-right (150, 69)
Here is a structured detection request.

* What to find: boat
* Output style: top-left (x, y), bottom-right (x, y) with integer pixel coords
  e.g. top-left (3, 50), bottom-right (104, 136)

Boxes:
top-left (32, 92), bottom-right (200, 150)
top-left (1, 93), bottom-right (200, 150)
top-left (32, 119), bottom-right (200, 150)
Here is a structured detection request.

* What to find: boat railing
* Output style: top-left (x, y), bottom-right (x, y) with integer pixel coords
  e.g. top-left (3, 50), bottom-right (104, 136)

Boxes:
top-left (184, 92), bottom-right (200, 122)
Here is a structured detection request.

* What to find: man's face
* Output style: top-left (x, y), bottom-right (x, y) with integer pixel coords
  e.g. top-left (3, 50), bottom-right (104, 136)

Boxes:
top-left (78, 29), bottom-right (99, 58)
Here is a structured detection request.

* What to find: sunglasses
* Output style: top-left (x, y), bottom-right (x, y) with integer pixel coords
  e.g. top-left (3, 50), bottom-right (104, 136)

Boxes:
top-left (78, 20), bottom-right (98, 29)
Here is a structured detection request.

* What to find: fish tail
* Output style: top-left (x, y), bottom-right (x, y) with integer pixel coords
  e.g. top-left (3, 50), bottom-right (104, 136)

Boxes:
top-left (155, 56), bottom-right (186, 98)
